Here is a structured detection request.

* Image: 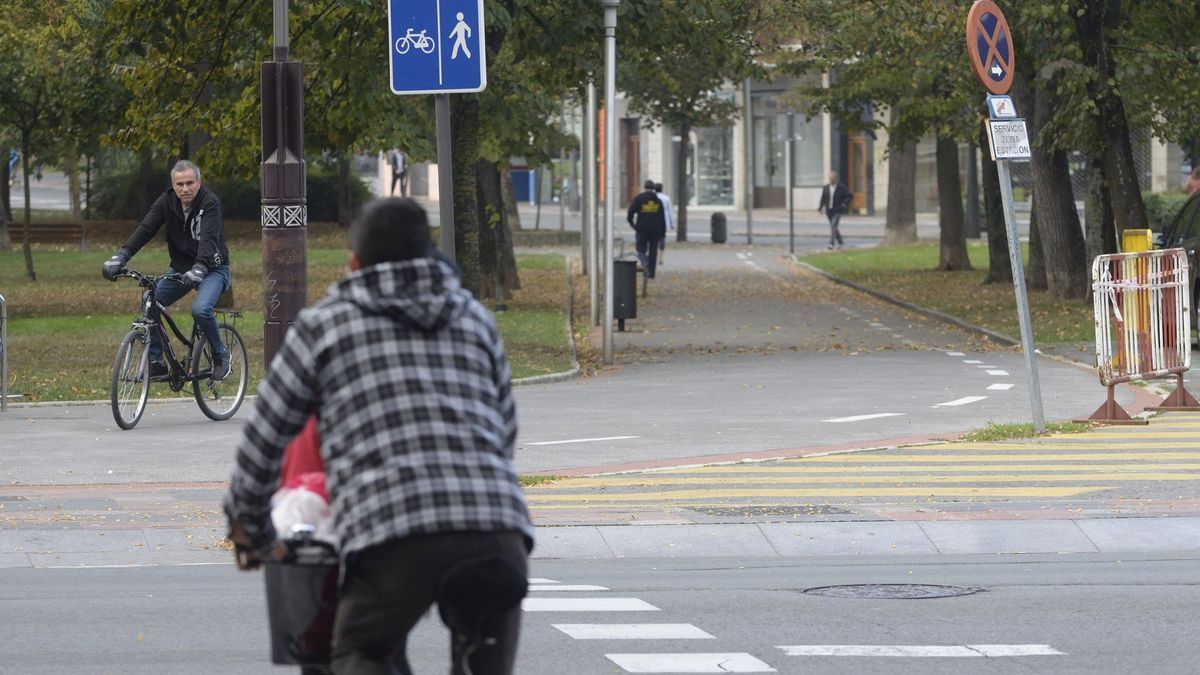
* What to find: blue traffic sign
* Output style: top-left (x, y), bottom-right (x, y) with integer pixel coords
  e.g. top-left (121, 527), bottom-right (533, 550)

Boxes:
top-left (388, 0), bottom-right (486, 95)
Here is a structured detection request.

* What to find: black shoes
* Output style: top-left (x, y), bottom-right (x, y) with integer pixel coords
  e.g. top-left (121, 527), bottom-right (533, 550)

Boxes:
top-left (149, 361), bottom-right (169, 380)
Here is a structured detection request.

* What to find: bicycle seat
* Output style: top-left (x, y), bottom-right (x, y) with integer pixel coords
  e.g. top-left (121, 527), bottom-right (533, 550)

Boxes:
top-left (215, 287), bottom-right (236, 310)
top-left (436, 555), bottom-right (527, 642)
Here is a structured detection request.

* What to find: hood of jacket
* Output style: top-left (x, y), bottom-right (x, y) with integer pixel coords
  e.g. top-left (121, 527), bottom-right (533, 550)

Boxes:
top-left (330, 257), bottom-right (465, 331)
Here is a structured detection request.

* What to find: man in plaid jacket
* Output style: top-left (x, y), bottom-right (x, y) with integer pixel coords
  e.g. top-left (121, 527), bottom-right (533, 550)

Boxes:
top-left (225, 197), bottom-right (534, 674)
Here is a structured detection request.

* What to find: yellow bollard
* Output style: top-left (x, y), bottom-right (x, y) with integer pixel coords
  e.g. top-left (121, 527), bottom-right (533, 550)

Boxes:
top-left (1122, 229), bottom-right (1153, 253)
top-left (1120, 229), bottom-right (1154, 373)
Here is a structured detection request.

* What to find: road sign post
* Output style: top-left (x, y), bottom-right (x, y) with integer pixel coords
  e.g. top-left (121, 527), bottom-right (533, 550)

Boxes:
top-left (967, 0), bottom-right (1045, 433)
top-left (388, 0), bottom-right (487, 264)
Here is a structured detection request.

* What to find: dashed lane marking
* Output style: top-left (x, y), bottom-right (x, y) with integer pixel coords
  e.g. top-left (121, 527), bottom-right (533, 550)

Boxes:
top-left (823, 413), bottom-right (905, 423)
top-left (963, 359), bottom-right (983, 364)
top-left (607, 653), bottom-right (776, 673)
top-left (987, 383), bottom-right (1015, 390)
top-left (777, 645), bottom-right (1065, 657)
top-left (523, 598), bottom-right (659, 612)
top-left (554, 624), bottom-right (715, 640)
top-left (933, 396), bottom-right (988, 407)
top-left (986, 369), bottom-right (1010, 376)
top-left (529, 584), bottom-right (609, 592)
top-left (947, 352), bottom-right (966, 356)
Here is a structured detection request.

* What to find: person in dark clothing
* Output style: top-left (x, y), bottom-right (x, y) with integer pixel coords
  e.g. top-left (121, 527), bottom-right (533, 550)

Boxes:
top-left (389, 150), bottom-right (408, 197)
top-left (101, 160), bottom-right (232, 379)
top-left (626, 179), bottom-right (667, 279)
top-left (225, 197), bottom-right (533, 675)
top-left (817, 171), bottom-right (853, 250)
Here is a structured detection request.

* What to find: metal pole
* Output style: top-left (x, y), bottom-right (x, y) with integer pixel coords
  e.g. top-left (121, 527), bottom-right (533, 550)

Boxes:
top-left (261, 0), bottom-right (307, 366)
top-left (1, 294), bottom-right (7, 412)
top-left (580, 100), bottom-right (590, 276)
top-left (996, 158), bottom-right (1046, 432)
top-left (435, 94), bottom-right (456, 262)
top-left (602, 0), bottom-right (618, 365)
top-left (586, 82), bottom-right (599, 327)
top-left (743, 78), bottom-right (754, 245)
top-left (786, 113), bottom-right (795, 255)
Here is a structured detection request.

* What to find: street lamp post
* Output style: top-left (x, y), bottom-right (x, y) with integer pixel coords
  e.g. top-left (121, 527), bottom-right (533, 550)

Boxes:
top-left (602, 0), bottom-right (618, 365)
top-left (743, 78), bottom-right (753, 245)
top-left (586, 81), bottom-right (599, 327)
top-left (261, 0), bottom-right (307, 366)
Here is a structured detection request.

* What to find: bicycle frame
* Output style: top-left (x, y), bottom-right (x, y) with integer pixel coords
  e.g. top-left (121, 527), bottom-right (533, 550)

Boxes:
top-left (124, 270), bottom-right (212, 391)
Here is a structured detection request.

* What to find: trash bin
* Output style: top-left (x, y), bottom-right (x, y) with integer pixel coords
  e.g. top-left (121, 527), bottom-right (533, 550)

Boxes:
top-left (710, 212), bottom-right (727, 244)
top-left (613, 259), bottom-right (638, 331)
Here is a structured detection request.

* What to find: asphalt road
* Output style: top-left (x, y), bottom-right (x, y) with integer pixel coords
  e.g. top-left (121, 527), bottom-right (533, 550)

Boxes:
top-left (3, 553), bottom-right (1198, 674)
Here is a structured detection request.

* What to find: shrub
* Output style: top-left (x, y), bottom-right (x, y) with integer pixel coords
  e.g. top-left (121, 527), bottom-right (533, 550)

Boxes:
top-left (1142, 192), bottom-right (1191, 232)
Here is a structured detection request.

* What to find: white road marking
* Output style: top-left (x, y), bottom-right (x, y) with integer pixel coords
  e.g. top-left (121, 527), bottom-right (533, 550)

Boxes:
top-left (987, 383), bottom-right (1015, 391)
top-left (607, 653), bottom-right (776, 672)
top-left (529, 578), bottom-right (558, 584)
top-left (975, 365), bottom-right (998, 369)
top-left (933, 396), bottom-right (988, 407)
top-left (947, 352), bottom-right (965, 356)
top-left (869, 322), bottom-right (886, 328)
top-left (737, 252), bottom-right (748, 260)
top-left (554, 624), bottom-right (715, 640)
top-left (963, 359), bottom-right (983, 364)
top-left (526, 435), bottom-right (639, 446)
top-left (523, 598), bottom-right (659, 612)
top-left (529, 584), bottom-right (609, 592)
top-left (986, 369), bottom-right (1010, 376)
top-left (823, 413), bottom-right (905, 423)
top-left (777, 644), bottom-right (1065, 657)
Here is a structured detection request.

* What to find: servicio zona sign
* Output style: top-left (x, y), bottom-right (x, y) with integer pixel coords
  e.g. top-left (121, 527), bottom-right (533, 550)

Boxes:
top-left (966, 0), bottom-right (1014, 96)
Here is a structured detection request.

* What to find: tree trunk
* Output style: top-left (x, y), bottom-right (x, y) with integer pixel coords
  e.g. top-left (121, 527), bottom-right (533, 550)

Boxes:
top-left (0, 156), bottom-right (12, 251)
top-left (20, 133), bottom-right (36, 281)
top-left (476, 160), bottom-right (498, 300)
top-left (1027, 195), bottom-right (1047, 291)
top-left (66, 147), bottom-right (83, 224)
top-left (1084, 151), bottom-right (1116, 265)
top-left (935, 135), bottom-right (971, 271)
top-left (450, 94), bottom-right (481, 296)
top-left (1074, 0), bottom-right (1147, 235)
top-left (980, 122), bottom-right (1011, 284)
top-left (882, 139), bottom-right (917, 245)
top-left (1029, 74), bottom-right (1088, 300)
top-left (336, 152), bottom-right (353, 227)
top-left (500, 165), bottom-right (521, 230)
top-left (675, 121), bottom-right (691, 241)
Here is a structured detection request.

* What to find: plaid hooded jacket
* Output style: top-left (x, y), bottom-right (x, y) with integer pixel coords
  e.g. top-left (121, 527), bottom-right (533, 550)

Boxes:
top-left (225, 257), bottom-right (534, 559)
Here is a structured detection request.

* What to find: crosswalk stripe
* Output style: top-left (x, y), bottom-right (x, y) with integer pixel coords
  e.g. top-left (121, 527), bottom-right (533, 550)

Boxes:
top-left (554, 624), bottom-right (715, 640)
top-left (529, 584), bottom-right (609, 592)
top-left (777, 644), bottom-right (1064, 657)
top-left (607, 653), bottom-right (776, 672)
top-left (629, 463), bottom-right (1200, 475)
top-left (524, 487), bottom-right (1104, 502)
top-left (523, 598), bottom-right (660, 612)
top-left (528, 472), bottom-right (1200, 489)
top-left (529, 578), bottom-right (558, 584)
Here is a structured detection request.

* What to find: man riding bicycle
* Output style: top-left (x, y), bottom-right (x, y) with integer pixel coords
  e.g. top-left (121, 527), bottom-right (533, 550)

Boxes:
top-left (101, 160), bottom-right (233, 380)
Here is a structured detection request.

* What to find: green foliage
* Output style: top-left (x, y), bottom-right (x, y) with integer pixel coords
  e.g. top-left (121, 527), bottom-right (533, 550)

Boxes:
top-left (1142, 192), bottom-right (1192, 233)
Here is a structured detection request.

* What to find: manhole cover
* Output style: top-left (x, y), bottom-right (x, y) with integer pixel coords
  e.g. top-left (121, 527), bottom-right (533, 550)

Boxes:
top-left (803, 584), bottom-right (984, 599)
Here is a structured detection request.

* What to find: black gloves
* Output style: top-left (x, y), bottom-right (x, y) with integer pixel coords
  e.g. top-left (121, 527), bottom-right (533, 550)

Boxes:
top-left (183, 262), bottom-right (208, 288)
top-left (102, 248), bottom-right (131, 281)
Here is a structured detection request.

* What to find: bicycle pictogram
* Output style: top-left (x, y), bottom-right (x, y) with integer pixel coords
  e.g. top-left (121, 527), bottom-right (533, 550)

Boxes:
top-left (395, 27), bottom-right (435, 55)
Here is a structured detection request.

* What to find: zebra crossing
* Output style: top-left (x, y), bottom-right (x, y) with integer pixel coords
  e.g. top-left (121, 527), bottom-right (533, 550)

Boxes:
top-left (523, 413), bottom-right (1200, 515)
top-left (525, 576), bottom-right (1065, 672)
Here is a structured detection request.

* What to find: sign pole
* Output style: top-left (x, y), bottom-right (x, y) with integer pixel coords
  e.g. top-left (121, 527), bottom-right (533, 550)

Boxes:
top-left (786, 112), bottom-right (795, 255)
top-left (996, 157), bottom-right (1046, 432)
top-left (602, 0), bottom-right (618, 365)
top-left (435, 94), bottom-right (455, 262)
top-left (743, 78), bottom-right (754, 245)
top-left (586, 81), bottom-right (599, 327)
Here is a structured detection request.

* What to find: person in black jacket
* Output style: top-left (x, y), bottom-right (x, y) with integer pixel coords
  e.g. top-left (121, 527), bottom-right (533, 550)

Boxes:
top-left (626, 179), bottom-right (667, 279)
top-left (101, 160), bottom-right (233, 379)
top-left (817, 171), bottom-right (853, 250)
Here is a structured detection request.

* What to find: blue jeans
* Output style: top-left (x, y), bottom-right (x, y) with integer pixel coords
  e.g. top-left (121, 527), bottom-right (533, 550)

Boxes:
top-left (149, 265), bottom-right (231, 364)
top-left (634, 231), bottom-right (662, 279)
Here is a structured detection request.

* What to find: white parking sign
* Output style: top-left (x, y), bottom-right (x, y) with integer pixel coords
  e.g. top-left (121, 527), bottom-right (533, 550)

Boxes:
top-left (987, 119), bottom-right (1031, 161)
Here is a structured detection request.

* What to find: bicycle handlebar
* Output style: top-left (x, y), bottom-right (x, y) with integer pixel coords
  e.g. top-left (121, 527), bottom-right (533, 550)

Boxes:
top-left (116, 268), bottom-right (186, 288)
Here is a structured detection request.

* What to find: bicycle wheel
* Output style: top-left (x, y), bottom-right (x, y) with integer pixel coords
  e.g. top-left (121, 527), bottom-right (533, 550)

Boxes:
top-left (192, 323), bottom-right (248, 421)
top-left (111, 329), bottom-right (150, 430)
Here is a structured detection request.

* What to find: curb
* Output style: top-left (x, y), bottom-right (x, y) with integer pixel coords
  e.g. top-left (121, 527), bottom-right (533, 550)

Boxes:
top-left (512, 255), bottom-right (581, 387)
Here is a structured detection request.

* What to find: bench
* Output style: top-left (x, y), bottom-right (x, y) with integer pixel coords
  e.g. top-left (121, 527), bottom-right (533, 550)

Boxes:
top-left (23, 222), bottom-right (88, 251)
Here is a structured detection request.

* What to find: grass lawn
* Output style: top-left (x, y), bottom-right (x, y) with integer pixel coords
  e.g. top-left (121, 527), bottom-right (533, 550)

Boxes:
top-left (801, 241), bottom-right (1095, 344)
top-left (0, 247), bottom-right (571, 401)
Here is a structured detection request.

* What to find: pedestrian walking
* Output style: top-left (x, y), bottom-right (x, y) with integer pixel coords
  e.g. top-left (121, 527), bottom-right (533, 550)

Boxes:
top-left (817, 171), bottom-right (852, 249)
top-left (654, 182), bottom-right (675, 265)
top-left (627, 179), bottom-right (667, 279)
top-left (389, 150), bottom-right (408, 197)
top-left (225, 197), bottom-right (534, 675)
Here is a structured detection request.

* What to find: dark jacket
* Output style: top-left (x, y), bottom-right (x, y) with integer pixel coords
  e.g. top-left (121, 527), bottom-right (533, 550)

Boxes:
top-left (818, 182), bottom-right (853, 216)
top-left (627, 190), bottom-right (666, 238)
top-left (122, 184), bottom-right (230, 273)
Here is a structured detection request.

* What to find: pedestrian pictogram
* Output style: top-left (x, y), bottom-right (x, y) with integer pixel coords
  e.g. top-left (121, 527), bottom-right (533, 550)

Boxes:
top-left (965, 0), bottom-right (1014, 95)
top-left (388, 0), bottom-right (486, 95)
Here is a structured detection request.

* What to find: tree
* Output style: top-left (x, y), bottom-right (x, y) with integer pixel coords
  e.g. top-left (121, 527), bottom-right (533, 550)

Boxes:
top-left (620, 0), bottom-right (759, 241)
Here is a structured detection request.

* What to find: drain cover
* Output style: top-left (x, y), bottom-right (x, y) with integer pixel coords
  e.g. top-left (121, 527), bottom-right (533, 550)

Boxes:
top-left (803, 584), bottom-right (983, 599)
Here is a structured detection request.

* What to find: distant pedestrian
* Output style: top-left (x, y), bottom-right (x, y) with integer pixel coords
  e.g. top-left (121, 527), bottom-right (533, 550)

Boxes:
top-left (1188, 166), bottom-right (1200, 195)
top-left (389, 150), bottom-right (408, 197)
top-left (627, 179), bottom-right (667, 279)
top-left (654, 182), bottom-right (674, 265)
top-left (817, 171), bottom-right (852, 250)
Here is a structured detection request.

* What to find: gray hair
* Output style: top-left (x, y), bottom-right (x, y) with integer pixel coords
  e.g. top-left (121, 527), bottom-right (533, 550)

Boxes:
top-left (170, 159), bottom-right (202, 182)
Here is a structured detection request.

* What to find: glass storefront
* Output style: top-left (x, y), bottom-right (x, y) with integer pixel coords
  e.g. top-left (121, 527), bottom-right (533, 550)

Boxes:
top-left (752, 92), bottom-right (826, 207)
top-left (671, 126), bottom-right (735, 206)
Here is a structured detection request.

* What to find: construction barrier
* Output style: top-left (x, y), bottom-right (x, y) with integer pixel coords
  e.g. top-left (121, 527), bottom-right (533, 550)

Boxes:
top-left (1086, 248), bottom-right (1199, 423)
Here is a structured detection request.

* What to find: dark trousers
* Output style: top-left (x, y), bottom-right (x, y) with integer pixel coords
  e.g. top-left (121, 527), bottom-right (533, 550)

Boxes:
top-left (634, 230), bottom-right (662, 279)
top-left (826, 210), bottom-right (844, 246)
top-left (330, 531), bottom-right (528, 675)
top-left (149, 265), bottom-right (231, 363)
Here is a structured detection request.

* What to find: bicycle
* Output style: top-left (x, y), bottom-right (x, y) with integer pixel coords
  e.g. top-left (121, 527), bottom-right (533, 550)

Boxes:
top-left (110, 267), bottom-right (248, 430)
top-left (395, 28), bottom-right (436, 55)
